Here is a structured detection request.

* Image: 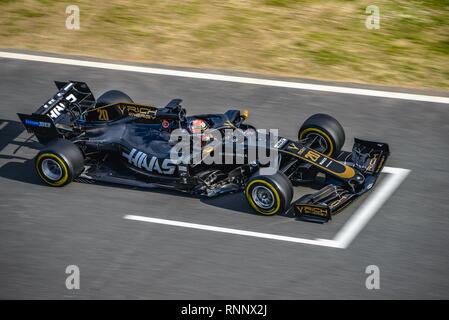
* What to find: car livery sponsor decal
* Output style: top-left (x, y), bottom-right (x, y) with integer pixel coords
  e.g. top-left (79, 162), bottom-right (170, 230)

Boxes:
top-left (285, 142), bottom-right (357, 180)
top-left (117, 104), bottom-right (157, 119)
top-left (296, 205), bottom-right (329, 217)
top-left (24, 119), bottom-right (52, 128)
top-left (44, 93), bottom-right (77, 119)
top-left (274, 137), bottom-right (287, 149)
top-left (122, 148), bottom-right (176, 175)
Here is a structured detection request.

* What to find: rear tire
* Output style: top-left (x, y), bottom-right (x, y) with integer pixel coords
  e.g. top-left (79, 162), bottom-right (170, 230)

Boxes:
top-left (244, 171), bottom-right (293, 216)
top-left (96, 90), bottom-right (133, 107)
top-left (298, 113), bottom-right (345, 156)
top-left (35, 139), bottom-right (84, 187)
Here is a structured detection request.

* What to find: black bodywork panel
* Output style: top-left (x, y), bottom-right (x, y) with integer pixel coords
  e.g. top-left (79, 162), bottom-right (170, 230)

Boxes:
top-left (17, 81), bottom-right (390, 223)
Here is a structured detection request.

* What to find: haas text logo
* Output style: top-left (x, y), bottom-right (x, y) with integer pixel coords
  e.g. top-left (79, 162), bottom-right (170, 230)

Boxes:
top-left (122, 148), bottom-right (176, 175)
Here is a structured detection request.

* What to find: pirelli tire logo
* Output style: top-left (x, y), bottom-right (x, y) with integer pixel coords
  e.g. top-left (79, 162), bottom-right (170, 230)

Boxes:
top-left (122, 148), bottom-right (177, 175)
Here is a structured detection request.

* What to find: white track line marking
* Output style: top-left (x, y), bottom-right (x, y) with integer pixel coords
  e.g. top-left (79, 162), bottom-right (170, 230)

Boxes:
top-left (124, 166), bottom-right (410, 249)
top-left (124, 214), bottom-right (338, 247)
top-left (1, 51), bottom-right (448, 104)
top-left (332, 166), bottom-right (410, 248)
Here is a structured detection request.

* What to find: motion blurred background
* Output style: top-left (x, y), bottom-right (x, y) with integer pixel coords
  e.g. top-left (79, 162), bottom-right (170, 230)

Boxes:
top-left (1, 0), bottom-right (449, 300)
top-left (0, 0), bottom-right (448, 89)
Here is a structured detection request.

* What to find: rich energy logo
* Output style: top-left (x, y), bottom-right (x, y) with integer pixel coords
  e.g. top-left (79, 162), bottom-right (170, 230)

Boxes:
top-left (122, 148), bottom-right (176, 175)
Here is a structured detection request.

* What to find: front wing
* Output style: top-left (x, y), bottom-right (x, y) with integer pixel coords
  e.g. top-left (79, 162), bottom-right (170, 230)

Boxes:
top-left (288, 138), bottom-right (390, 222)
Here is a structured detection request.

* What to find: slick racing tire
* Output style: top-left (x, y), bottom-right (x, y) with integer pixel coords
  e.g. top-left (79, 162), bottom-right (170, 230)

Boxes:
top-left (96, 90), bottom-right (134, 107)
top-left (35, 139), bottom-right (84, 187)
top-left (298, 113), bottom-right (345, 157)
top-left (245, 171), bottom-right (293, 216)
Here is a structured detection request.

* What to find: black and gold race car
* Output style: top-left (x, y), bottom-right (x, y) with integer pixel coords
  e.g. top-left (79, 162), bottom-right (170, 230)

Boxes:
top-left (18, 81), bottom-right (389, 222)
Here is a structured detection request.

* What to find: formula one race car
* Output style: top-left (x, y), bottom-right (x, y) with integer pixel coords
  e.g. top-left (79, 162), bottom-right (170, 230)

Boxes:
top-left (18, 81), bottom-right (389, 222)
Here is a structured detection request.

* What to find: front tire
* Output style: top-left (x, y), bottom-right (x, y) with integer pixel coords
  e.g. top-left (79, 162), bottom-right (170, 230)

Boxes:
top-left (35, 139), bottom-right (84, 187)
top-left (244, 171), bottom-right (293, 216)
top-left (298, 113), bottom-right (345, 156)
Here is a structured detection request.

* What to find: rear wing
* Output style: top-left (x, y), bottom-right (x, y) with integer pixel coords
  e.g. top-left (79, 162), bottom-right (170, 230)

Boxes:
top-left (17, 81), bottom-right (96, 144)
top-left (34, 81), bottom-right (95, 121)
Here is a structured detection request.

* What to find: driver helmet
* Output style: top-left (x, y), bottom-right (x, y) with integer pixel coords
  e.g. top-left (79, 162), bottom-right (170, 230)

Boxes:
top-left (189, 119), bottom-right (209, 134)
top-left (189, 118), bottom-right (213, 143)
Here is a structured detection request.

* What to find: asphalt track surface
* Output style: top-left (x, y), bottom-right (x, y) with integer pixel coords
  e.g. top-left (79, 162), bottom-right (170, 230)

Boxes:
top-left (0, 52), bottom-right (448, 299)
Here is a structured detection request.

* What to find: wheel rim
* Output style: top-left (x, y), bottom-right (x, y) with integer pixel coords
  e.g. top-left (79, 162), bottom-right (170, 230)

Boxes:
top-left (305, 132), bottom-right (329, 153)
top-left (252, 185), bottom-right (275, 209)
top-left (41, 158), bottom-right (63, 181)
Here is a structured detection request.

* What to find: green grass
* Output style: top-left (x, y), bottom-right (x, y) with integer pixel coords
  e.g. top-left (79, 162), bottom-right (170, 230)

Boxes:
top-left (264, 0), bottom-right (308, 7)
top-left (0, 0), bottom-right (448, 89)
top-left (12, 8), bottom-right (47, 18)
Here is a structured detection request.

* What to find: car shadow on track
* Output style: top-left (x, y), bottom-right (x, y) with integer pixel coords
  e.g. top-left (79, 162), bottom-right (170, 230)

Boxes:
top-left (0, 159), bottom-right (43, 185)
top-left (0, 119), bottom-right (318, 221)
top-left (201, 179), bottom-right (329, 222)
top-left (200, 192), bottom-right (263, 216)
top-left (200, 192), bottom-right (306, 220)
top-left (0, 119), bottom-right (43, 185)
